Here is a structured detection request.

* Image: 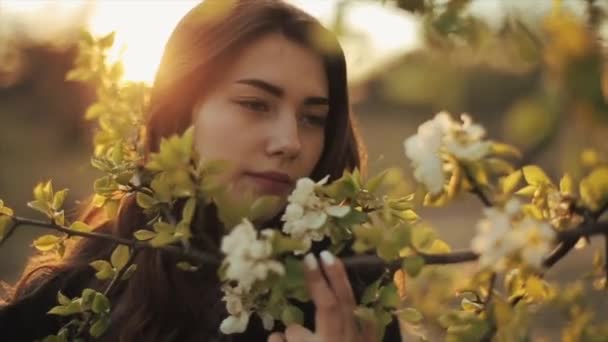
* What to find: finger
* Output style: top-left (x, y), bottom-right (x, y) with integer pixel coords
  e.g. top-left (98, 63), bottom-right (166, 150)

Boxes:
top-left (268, 332), bottom-right (287, 342)
top-left (285, 324), bottom-right (316, 341)
top-left (360, 317), bottom-right (378, 342)
top-left (319, 250), bottom-right (358, 340)
top-left (303, 253), bottom-right (342, 339)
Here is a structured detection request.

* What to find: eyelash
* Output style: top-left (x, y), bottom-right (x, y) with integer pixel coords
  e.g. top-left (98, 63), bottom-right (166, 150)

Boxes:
top-left (234, 98), bottom-right (327, 127)
top-left (235, 99), bottom-right (270, 112)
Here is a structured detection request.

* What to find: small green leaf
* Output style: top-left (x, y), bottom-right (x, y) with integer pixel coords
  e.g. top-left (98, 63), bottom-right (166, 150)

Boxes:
top-left (91, 293), bottom-right (111, 314)
top-left (33, 235), bottom-right (61, 252)
top-left (249, 195), bottom-right (281, 222)
top-left (81, 288), bottom-right (96, 308)
top-left (361, 277), bottom-right (383, 305)
top-left (281, 305), bottom-right (304, 326)
top-left (47, 302), bottom-right (82, 316)
top-left (89, 316), bottom-right (111, 338)
top-left (411, 226), bottom-right (436, 250)
top-left (110, 245), bottom-right (130, 271)
top-left (515, 185), bottom-right (536, 197)
top-left (136, 192), bottom-right (157, 209)
top-left (490, 142), bottom-right (522, 159)
top-left (57, 291), bottom-right (71, 306)
top-left (0, 216), bottom-right (12, 240)
top-left (69, 221), bottom-right (92, 232)
top-left (182, 197), bottom-right (197, 223)
top-left (134, 229), bottom-right (157, 241)
top-left (89, 260), bottom-right (115, 280)
top-left (402, 255), bottom-right (425, 277)
top-left (176, 261), bottom-right (199, 272)
top-left (559, 173), bottom-right (574, 195)
top-left (52, 189), bottom-right (69, 211)
top-left (378, 283), bottom-right (400, 308)
top-left (398, 307), bottom-right (423, 323)
top-left (460, 297), bottom-right (482, 312)
top-left (522, 165), bottom-right (552, 186)
top-left (501, 170), bottom-right (522, 194)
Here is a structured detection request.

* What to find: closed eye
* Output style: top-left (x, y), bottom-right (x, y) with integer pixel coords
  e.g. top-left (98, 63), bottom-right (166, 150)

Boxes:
top-left (234, 99), bottom-right (270, 112)
top-left (301, 114), bottom-right (327, 128)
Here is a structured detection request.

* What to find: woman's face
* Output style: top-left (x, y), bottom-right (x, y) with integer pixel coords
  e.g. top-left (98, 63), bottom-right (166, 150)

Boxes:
top-left (193, 33), bottom-right (329, 206)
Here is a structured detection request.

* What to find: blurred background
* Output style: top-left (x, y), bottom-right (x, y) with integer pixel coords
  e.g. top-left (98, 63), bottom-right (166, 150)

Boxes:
top-left (1, 0), bottom-right (608, 339)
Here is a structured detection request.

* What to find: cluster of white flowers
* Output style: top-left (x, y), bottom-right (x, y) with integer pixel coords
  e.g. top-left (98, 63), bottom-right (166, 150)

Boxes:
top-left (219, 219), bottom-right (286, 334)
top-left (471, 199), bottom-right (557, 271)
top-left (281, 176), bottom-right (350, 254)
top-left (404, 112), bottom-right (492, 195)
top-left (221, 219), bottom-right (285, 290)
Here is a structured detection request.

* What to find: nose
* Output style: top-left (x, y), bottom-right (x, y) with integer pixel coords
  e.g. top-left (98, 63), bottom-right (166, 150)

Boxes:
top-left (266, 111), bottom-right (301, 160)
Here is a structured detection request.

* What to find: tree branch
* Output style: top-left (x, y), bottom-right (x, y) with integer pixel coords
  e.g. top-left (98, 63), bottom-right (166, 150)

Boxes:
top-left (10, 216), bottom-right (221, 266)
top-left (463, 166), bottom-right (492, 207)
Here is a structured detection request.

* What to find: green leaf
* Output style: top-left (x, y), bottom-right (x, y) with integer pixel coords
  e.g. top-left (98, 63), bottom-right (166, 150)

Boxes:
top-left (281, 305), bottom-right (304, 326)
top-left (57, 291), bottom-right (71, 306)
top-left (176, 261), bottom-right (199, 272)
top-left (69, 221), bottom-right (92, 232)
top-left (182, 197), bottom-right (197, 223)
top-left (47, 302), bottom-right (82, 316)
top-left (365, 168), bottom-right (391, 193)
top-left (136, 192), bottom-right (157, 209)
top-left (515, 185), bottom-right (536, 197)
top-left (81, 288), bottom-right (96, 308)
top-left (398, 307), bottom-right (423, 323)
top-left (51, 189), bottom-right (69, 211)
top-left (27, 200), bottom-right (50, 216)
top-left (361, 277), bottom-right (383, 305)
top-left (148, 231), bottom-right (178, 247)
top-left (89, 260), bottom-right (115, 280)
top-left (402, 256), bottom-right (425, 277)
top-left (0, 206), bottom-right (13, 216)
top-left (91, 293), bottom-right (111, 314)
top-left (460, 297), bottom-right (482, 312)
top-left (110, 245), bottom-right (130, 271)
top-left (33, 235), bottom-right (61, 252)
top-left (378, 283), bottom-right (400, 308)
top-left (490, 142), bottom-right (522, 159)
top-left (522, 165), bottom-right (552, 186)
top-left (559, 173), bottom-right (574, 195)
top-left (0, 216), bottom-right (12, 240)
top-left (411, 226), bottom-right (436, 250)
top-left (501, 170), bottom-right (522, 194)
top-left (249, 195), bottom-right (281, 222)
top-left (134, 229), bottom-right (157, 241)
top-left (89, 316), bottom-right (111, 338)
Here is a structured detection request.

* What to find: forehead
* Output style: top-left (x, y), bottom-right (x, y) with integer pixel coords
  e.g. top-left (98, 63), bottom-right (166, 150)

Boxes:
top-left (221, 33), bottom-right (328, 97)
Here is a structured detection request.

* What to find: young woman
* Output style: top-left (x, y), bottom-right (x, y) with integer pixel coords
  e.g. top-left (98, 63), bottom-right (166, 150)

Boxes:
top-left (1, 1), bottom-right (401, 341)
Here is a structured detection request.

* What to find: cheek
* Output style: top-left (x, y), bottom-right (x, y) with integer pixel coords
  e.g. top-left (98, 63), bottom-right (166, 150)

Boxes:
top-left (193, 102), bottom-right (249, 163)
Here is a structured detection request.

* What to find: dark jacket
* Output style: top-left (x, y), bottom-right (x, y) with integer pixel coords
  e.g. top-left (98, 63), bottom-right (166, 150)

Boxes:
top-left (0, 257), bottom-right (401, 342)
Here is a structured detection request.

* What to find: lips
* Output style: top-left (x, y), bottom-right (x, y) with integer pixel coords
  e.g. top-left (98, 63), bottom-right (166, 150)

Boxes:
top-left (244, 171), bottom-right (294, 195)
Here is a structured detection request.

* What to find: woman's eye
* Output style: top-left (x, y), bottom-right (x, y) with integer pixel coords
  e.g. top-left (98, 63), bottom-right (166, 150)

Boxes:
top-left (301, 114), bottom-right (327, 128)
top-left (235, 99), bottom-right (269, 112)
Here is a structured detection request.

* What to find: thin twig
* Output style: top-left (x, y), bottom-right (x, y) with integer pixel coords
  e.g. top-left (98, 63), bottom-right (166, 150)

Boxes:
top-left (11, 216), bottom-right (221, 266)
top-left (463, 166), bottom-right (493, 207)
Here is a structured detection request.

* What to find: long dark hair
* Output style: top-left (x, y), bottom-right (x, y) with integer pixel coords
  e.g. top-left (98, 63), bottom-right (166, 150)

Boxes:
top-left (3, 1), bottom-right (366, 341)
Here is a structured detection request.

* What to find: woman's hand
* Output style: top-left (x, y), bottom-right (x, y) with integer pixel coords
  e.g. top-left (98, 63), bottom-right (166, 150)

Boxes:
top-left (268, 251), bottom-right (377, 342)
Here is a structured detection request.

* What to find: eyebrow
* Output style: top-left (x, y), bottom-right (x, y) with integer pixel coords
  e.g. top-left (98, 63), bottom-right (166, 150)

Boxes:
top-left (235, 78), bottom-right (329, 106)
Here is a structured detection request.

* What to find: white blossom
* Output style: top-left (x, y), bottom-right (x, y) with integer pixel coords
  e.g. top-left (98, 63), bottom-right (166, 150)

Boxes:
top-left (443, 114), bottom-right (491, 161)
top-left (281, 176), bottom-right (350, 254)
top-left (403, 113), bottom-right (447, 195)
top-left (219, 283), bottom-right (252, 334)
top-left (221, 219), bottom-right (285, 290)
top-left (404, 112), bottom-right (491, 195)
top-left (471, 198), bottom-right (557, 271)
top-left (513, 217), bottom-right (556, 269)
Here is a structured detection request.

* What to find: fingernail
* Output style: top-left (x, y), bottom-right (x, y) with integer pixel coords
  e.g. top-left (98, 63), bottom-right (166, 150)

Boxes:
top-left (320, 250), bottom-right (335, 266)
top-left (304, 253), bottom-right (318, 270)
